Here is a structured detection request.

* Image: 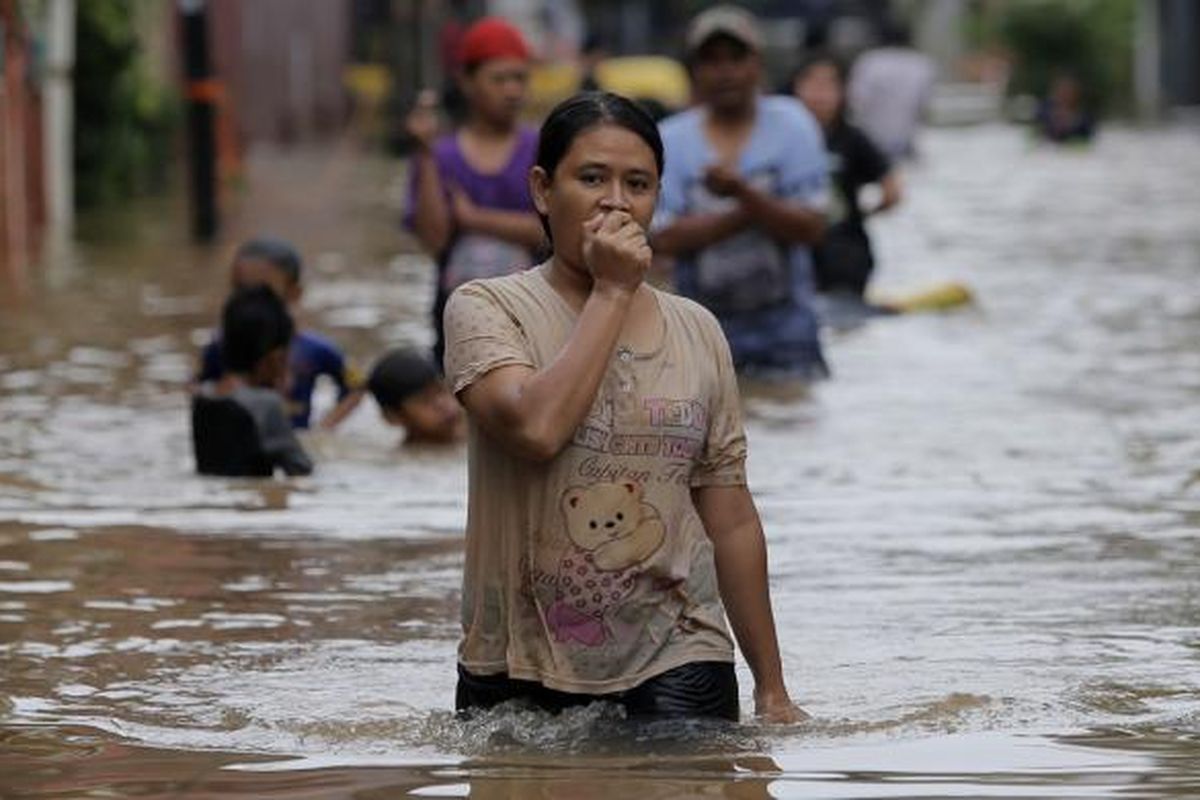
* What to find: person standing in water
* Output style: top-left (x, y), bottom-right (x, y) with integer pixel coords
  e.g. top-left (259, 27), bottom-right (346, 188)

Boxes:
top-left (653, 6), bottom-right (830, 380)
top-left (846, 18), bottom-right (936, 161)
top-left (793, 53), bottom-right (901, 301)
top-left (404, 16), bottom-right (544, 366)
top-left (443, 92), bottom-right (805, 723)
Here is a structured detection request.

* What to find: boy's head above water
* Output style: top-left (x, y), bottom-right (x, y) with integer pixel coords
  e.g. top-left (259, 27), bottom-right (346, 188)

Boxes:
top-left (230, 237), bottom-right (303, 305)
top-left (220, 286), bottom-right (295, 389)
top-left (368, 348), bottom-right (464, 444)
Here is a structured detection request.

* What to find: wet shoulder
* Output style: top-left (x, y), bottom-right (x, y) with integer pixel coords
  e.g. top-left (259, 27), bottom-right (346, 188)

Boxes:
top-left (431, 132), bottom-right (460, 163)
top-left (295, 330), bottom-right (344, 361)
top-left (228, 385), bottom-right (287, 423)
top-left (658, 106), bottom-right (703, 146)
top-left (516, 126), bottom-right (540, 158)
top-left (760, 95), bottom-right (822, 140)
top-left (449, 268), bottom-right (561, 322)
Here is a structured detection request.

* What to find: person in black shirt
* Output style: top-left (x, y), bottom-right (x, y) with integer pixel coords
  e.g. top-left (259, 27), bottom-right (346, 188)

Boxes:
top-left (792, 52), bottom-right (901, 301)
top-left (192, 286), bottom-right (313, 478)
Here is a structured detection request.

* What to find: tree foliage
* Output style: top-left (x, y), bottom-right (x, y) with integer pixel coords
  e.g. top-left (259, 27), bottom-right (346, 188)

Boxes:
top-left (74, 0), bottom-right (179, 209)
top-left (997, 0), bottom-right (1135, 115)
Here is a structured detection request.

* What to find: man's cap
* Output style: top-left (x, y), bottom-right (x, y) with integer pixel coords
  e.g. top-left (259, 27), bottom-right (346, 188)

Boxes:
top-left (457, 17), bottom-right (530, 68)
top-left (368, 348), bottom-right (440, 409)
top-left (685, 5), bottom-right (764, 56)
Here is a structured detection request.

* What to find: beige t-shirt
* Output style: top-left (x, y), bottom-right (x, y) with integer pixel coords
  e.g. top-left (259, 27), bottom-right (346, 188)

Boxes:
top-left (443, 267), bottom-right (745, 694)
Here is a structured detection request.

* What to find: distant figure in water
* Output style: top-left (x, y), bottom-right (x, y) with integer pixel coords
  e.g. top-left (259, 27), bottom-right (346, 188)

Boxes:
top-left (192, 287), bottom-right (313, 478)
top-left (444, 91), bottom-right (805, 723)
top-left (1037, 73), bottom-right (1095, 144)
top-left (793, 52), bottom-right (901, 302)
top-left (367, 348), bottom-right (465, 445)
top-left (196, 238), bottom-right (364, 430)
top-left (847, 18), bottom-right (936, 161)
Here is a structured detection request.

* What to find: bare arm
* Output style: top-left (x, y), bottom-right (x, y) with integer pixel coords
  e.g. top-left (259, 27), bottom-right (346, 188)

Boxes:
top-left (460, 289), bottom-right (631, 461)
top-left (410, 150), bottom-right (453, 256)
top-left (733, 181), bottom-right (826, 245)
top-left (457, 212), bottom-right (650, 462)
top-left (651, 207), bottom-right (749, 257)
top-left (453, 189), bottom-right (545, 251)
top-left (868, 170), bottom-right (902, 216)
top-left (693, 484), bottom-right (806, 723)
top-left (657, 164), bottom-right (824, 252)
top-left (318, 389), bottom-right (364, 430)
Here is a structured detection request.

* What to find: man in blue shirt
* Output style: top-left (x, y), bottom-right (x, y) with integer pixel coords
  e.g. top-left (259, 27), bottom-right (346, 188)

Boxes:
top-left (653, 5), bottom-right (830, 380)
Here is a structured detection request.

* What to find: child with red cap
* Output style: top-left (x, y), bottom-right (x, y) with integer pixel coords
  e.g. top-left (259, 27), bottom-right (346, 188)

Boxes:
top-left (404, 16), bottom-right (542, 368)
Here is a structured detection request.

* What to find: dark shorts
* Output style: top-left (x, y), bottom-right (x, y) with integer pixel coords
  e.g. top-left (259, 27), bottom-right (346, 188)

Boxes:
top-left (814, 225), bottom-right (875, 297)
top-left (456, 661), bottom-right (739, 721)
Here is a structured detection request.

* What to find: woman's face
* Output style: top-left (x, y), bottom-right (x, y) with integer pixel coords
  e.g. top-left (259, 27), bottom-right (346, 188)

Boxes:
top-left (531, 123), bottom-right (660, 270)
top-left (794, 63), bottom-right (842, 128)
top-left (460, 57), bottom-right (528, 127)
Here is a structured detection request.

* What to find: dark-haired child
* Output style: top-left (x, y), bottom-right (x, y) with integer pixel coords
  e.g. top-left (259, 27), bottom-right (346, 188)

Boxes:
top-left (367, 348), bottom-right (464, 445)
top-left (196, 237), bottom-right (364, 429)
top-left (192, 286), bottom-right (314, 477)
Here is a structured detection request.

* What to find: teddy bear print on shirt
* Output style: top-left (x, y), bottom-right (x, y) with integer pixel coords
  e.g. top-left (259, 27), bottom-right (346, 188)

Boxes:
top-left (545, 482), bottom-right (666, 647)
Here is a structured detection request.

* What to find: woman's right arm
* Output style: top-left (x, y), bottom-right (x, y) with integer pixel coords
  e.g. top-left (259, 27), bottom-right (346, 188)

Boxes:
top-left (410, 150), bottom-right (453, 256)
top-left (457, 212), bottom-right (649, 462)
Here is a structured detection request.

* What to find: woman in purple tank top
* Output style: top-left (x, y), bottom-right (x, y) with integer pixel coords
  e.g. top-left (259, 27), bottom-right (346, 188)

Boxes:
top-left (403, 17), bottom-right (544, 366)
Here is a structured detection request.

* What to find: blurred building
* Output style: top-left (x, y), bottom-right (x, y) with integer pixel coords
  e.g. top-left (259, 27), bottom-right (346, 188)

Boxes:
top-left (1152, 0), bottom-right (1200, 111)
top-left (207, 0), bottom-right (352, 146)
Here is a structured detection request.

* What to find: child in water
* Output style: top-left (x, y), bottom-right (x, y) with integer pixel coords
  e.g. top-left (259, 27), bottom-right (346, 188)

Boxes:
top-left (192, 286), bottom-right (313, 477)
top-left (367, 348), bottom-right (465, 445)
top-left (196, 238), bottom-right (363, 429)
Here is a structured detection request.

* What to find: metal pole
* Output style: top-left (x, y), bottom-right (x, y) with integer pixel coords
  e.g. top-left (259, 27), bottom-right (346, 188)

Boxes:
top-left (1134, 0), bottom-right (1162, 120)
top-left (42, 0), bottom-right (75, 232)
top-left (180, 0), bottom-right (218, 241)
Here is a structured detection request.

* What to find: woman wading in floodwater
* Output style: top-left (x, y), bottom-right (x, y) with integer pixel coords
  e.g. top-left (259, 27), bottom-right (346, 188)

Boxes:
top-left (443, 92), bottom-right (804, 723)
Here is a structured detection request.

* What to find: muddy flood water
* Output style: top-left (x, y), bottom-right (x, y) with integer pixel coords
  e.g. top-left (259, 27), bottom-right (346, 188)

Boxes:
top-left (1, 124), bottom-right (1199, 798)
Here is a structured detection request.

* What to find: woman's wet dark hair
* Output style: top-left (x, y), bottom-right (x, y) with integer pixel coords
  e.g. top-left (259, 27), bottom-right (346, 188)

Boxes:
top-left (534, 91), bottom-right (664, 243)
top-left (536, 91), bottom-right (664, 181)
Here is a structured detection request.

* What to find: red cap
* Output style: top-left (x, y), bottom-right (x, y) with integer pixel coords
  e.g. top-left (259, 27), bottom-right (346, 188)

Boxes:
top-left (457, 17), bottom-right (530, 68)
